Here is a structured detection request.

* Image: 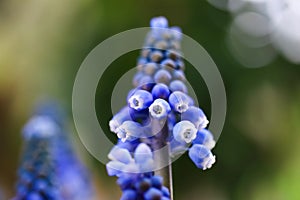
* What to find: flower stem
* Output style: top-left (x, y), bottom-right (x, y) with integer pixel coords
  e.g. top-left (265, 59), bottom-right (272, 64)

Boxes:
top-left (148, 119), bottom-right (174, 199)
top-left (155, 146), bottom-right (174, 200)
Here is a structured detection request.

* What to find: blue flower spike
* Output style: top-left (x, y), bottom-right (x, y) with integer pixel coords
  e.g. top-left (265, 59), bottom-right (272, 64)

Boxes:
top-left (14, 115), bottom-right (62, 200)
top-left (106, 16), bottom-right (217, 200)
top-left (15, 102), bottom-right (95, 200)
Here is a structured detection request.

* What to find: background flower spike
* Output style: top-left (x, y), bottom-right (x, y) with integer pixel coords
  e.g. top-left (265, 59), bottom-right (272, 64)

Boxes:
top-left (13, 113), bottom-right (62, 200)
top-left (14, 102), bottom-right (95, 200)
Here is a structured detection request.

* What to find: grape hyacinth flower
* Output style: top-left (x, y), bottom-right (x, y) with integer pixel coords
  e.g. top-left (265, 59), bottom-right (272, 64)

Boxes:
top-left (14, 103), bottom-right (95, 200)
top-left (13, 116), bottom-right (62, 200)
top-left (107, 17), bottom-right (217, 199)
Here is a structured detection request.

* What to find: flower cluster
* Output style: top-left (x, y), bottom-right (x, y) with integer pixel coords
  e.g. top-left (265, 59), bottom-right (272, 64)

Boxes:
top-left (14, 103), bottom-right (94, 200)
top-left (107, 16), bottom-right (217, 199)
top-left (14, 115), bottom-right (62, 200)
top-left (107, 143), bottom-right (171, 200)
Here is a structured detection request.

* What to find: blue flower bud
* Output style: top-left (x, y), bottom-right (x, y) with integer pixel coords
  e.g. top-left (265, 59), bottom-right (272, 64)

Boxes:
top-left (134, 143), bottom-right (153, 164)
top-left (165, 50), bottom-right (179, 61)
top-left (150, 16), bottom-right (168, 28)
top-left (151, 83), bottom-right (170, 100)
top-left (144, 62), bottom-right (159, 75)
top-left (133, 72), bottom-right (144, 87)
top-left (116, 139), bottom-right (140, 153)
top-left (128, 90), bottom-right (153, 111)
top-left (154, 69), bottom-right (172, 84)
top-left (144, 188), bottom-right (163, 200)
top-left (106, 161), bottom-right (126, 176)
top-left (151, 176), bottom-right (163, 189)
top-left (150, 51), bottom-right (163, 63)
top-left (149, 99), bottom-right (171, 119)
top-left (109, 107), bottom-right (131, 133)
top-left (173, 121), bottom-right (197, 143)
top-left (161, 186), bottom-right (170, 197)
top-left (135, 178), bottom-right (152, 193)
top-left (188, 144), bottom-right (216, 170)
top-left (168, 91), bottom-right (193, 113)
top-left (139, 76), bottom-right (154, 89)
top-left (193, 129), bottom-right (216, 150)
top-left (172, 70), bottom-right (186, 81)
top-left (170, 26), bottom-right (182, 40)
top-left (22, 116), bottom-right (59, 140)
top-left (117, 176), bottom-right (133, 190)
top-left (169, 80), bottom-right (188, 93)
top-left (181, 106), bottom-right (209, 129)
top-left (108, 146), bottom-right (133, 164)
top-left (116, 121), bottom-right (145, 142)
top-left (120, 190), bottom-right (137, 200)
top-left (122, 162), bottom-right (140, 174)
top-left (137, 57), bottom-right (148, 65)
top-left (154, 40), bottom-right (168, 50)
top-left (161, 59), bottom-right (176, 70)
top-left (26, 192), bottom-right (43, 200)
top-left (141, 48), bottom-right (151, 58)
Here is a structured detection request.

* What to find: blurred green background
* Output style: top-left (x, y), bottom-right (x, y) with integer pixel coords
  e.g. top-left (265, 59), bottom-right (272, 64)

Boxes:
top-left (0, 0), bottom-right (300, 199)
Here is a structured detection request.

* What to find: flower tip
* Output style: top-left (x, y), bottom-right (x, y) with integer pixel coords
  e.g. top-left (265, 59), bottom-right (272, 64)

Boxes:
top-left (188, 144), bottom-right (216, 170)
top-left (22, 116), bottom-right (59, 140)
top-left (150, 16), bottom-right (168, 28)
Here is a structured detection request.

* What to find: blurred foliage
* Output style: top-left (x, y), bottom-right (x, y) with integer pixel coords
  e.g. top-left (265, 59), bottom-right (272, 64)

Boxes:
top-left (0, 0), bottom-right (299, 200)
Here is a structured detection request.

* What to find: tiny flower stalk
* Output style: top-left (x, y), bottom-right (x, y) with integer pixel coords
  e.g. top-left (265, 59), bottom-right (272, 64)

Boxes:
top-left (107, 16), bottom-right (217, 200)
